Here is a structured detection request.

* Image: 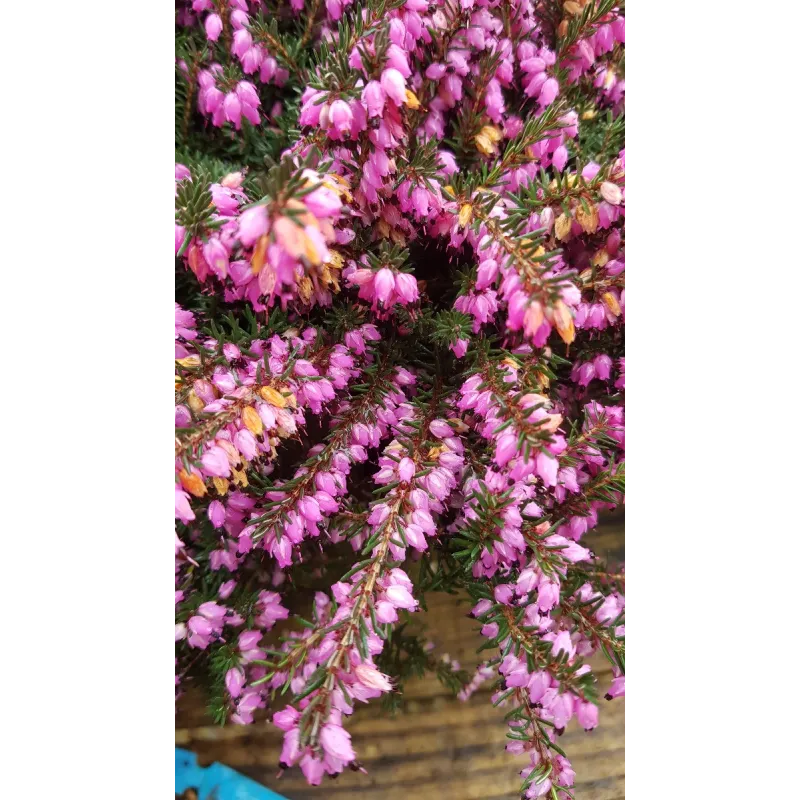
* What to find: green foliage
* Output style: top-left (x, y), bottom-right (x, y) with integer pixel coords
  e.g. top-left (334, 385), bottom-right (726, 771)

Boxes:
top-left (376, 624), bottom-right (470, 712)
top-left (428, 310), bottom-right (474, 348)
top-left (578, 109), bottom-right (625, 163)
top-left (175, 171), bottom-right (214, 234)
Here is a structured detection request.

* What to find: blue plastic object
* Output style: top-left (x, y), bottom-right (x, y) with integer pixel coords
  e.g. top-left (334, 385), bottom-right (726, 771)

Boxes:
top-left (176, 748), bottom-right (288, 800)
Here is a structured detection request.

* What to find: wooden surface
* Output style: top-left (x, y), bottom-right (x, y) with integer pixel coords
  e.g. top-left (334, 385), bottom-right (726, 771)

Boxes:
top-left (176, 514), bottom-right (624, 799)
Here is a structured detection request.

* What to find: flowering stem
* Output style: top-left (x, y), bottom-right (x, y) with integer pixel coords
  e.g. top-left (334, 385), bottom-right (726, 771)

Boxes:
top-left (249, 358), bottom-right (397, 543)
top-left (471, 205), bottom-right (571, 308)
top-left (297, 384), bottom-right (444, 750)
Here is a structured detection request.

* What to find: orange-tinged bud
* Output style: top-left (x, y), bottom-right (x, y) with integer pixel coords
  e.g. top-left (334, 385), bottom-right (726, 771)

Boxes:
top-left (553, 300), bottom-right (576, 344)
top-left (524, 301), bottom-right (545, 332)
top-left (242, 406), bottom-right (263, 436)
top-left (600, 181), bottom-right (623, 206)
top-left (458, 203), bottom-right (473, 227)
top-left (405, 89), bottom-right (421, 109)
top-left (216, 439), bottom-right (240, 466)
top-left (176, 356), bottom-right (201, 368)
top-left (602, 292), bottom-right (621, 316)
top-left (251, 234), bottom-right (269, 275)
top-left (475, 129), bottom-right (499, 156)
top-left (259, 386), bottom-right (287, 408)
top-left (232, 467), bottom-right (248, 488)
top-left (576, 203), bottom-right (599, 234)
top-left (541, 413), bottom-right (563, 433)
top-left (187, 391), bottom-right (204, 414)
top-left (328, 249), bottom-right (344, 271)
top-left (187, 243), bottom-right (205, 278)
top-left (298, 276), bottom-right (313, 303)
top-left (273, 216), bottom-right (307, 260)
top-left (555, 213), bottom-right (572, 241)
top-left (221, 171), bottom-right (243, 188)
top-left (520, 392), bottom-right (550, 407)
top-left (303, 235), bottom-right (322, 266)
top-left (180, 469), bottom-right (207, 498)
top-left (212, 477), bottom-right (230, 495)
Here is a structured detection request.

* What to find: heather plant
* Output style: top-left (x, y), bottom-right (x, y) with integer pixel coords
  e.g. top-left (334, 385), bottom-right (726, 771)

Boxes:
top-left (175, 1), bottom-right (624, 796)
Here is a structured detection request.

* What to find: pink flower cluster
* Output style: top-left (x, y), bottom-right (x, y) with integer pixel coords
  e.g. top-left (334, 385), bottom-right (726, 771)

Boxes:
top-left (175, 318), bottom-right (381, 526)
top-left (175, 2), bottom-right (625, 795)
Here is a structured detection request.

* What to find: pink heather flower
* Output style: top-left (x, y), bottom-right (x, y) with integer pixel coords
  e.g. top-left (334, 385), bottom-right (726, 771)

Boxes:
top-left (411, 187), bottom-right (429, 217)
top-left (237, 206), bottom-right (268, 247)
top-left (298, 496), bottom-right (322, 523)
top-left (551, 630), bottom-right (576, 659)
top-left (538, 77), bottom-right (559, 107)
top-left (398, 457), bottom-right (415, 482)
top-left (208, 500), bottom-right (226, 528)
top-left (494, 584), bottom-right (514, 605)
top-left (175, 487), bottom-right (195, 523)
top-left (577, 701), bottom-right (599, 730)
top-left (376, 601), bottom-right (398, 623)
top-left (188, 615), bottom-right (212, 637)
top-left (385, 44), bottom-right (411, 78)
top-left (304, 186), bottom-right (342, 218)
top-left (385, 584), bottom-right (417, 610)
top-left (537, 578), bottom-right (559, 612)
top-left (450, 338), bottom-right (468, 358)
top-left (374, 268), bottom-right (395, 304)
top-left (495, 432), bottom-right (518, 467)
top-left (320, 723), bottom-right (356, 763)
top-left (606, 675), bottom-right (625, 699)
top-left (236, 81), bottom-right (260, 109)
top-left (225, 667), bottom-right (245, 699)
top-left (201, 446), bottom-right (231, 478)
top-left (553, 145), bottom-right (569, 171)
top-left (363, 81), bottom-right (386, 117)
top-left (273, 706), bottom-right (299, 732)
top-left (238, 631), bottom-right (261, 651)
top-left (381, 68), bottom-right (407, 105)
top-left (329, 99), bottom-right (353, 135)
top-left (472, 598), bottom-right (492, 617)
top-left (395, 273), bottom-right (419, 303)
top-left (354, 664), bottom-right (393, 692)
top-left (237, 691), bottom-right (262, 715)
top-left (300, 755), bottom-right (324, 785)
top-left (230, 8), bottom-right (248, 29)
top-left (205, 13), bottom-right (223, 41)
top-left (203, 238), bottom-right (229, 280)
top-left (429, 419), bottom-right (452, 438)
top-left (223, 92), bottom-right (242, 128)
top-left (232, 28), bottom-right (252, 57)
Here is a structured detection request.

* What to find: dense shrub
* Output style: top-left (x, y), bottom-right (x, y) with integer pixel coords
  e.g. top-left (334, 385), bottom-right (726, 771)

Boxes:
top-left (175, 1), bottom-right (624, 796)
